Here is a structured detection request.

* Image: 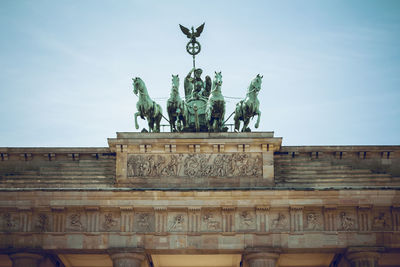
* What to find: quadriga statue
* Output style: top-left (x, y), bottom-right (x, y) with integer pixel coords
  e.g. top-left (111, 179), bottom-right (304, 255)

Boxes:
top-left (234, 74), bottom-right (263, 132)
top-left (132, 77), bottom-right (163, 133)
top-left (167, 74), bottom-right (187, 132)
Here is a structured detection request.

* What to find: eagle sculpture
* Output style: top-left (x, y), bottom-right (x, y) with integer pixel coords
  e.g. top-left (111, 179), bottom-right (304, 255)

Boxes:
top-left (179, 23), bottom-right (205, 42)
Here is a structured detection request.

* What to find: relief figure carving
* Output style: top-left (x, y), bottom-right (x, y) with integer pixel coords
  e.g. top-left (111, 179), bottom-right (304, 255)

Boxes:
top-left (127, 153), bottom-right (262, 178)
top-left (2, 213), bottom-right (19, 231)
top-left (306, 213), bottom-right (322, 230)
top-left (169, 214), bottom-right (185, 231)
top-left (36, 213), bottom-right (49, 232)
top-left (136, 213), bottom-right (153, 232)
top-left (69, 213), bottom-right (83, 230)
top-left (103, 213), bottom-right (117, 230)
top-left (373, 212), bottom-right (390, 230)
top-left (340, 212), bottom-right (355, 231)
top-left (203, 213), bottom-right (220, 230)
top-left (239, 211), bottom-right (254, 228)
top-left (272, 213), bottom-right (287, 230)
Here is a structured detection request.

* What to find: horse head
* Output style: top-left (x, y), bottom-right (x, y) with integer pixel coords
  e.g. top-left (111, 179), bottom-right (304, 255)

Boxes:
top-left (213, 71), bottom-right (223, 90)
top-left (171, 74), bottom-right (179, 93)
top-left (249, 74), bottom-right (263, 94)
top-left (132, 77), bottom-right (146, 96)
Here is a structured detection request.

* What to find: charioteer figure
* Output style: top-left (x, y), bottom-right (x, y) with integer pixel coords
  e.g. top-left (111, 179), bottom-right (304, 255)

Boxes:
top-left (185, 67), bottom-right (211, 100)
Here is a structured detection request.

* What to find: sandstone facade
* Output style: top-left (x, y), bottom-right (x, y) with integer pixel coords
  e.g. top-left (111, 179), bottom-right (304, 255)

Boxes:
top-left (0, 132), bottom-right (399, 267)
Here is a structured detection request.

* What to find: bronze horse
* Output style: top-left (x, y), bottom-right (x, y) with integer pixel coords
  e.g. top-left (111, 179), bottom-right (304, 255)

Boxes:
top-left (167, 75), bottom-right (187, 132)
top-left (234, 74), bottom-right (263, 132)
top-left (206, 72), bottom-right (225, 132)
top-left (132, 77), bottom-right (163, 132)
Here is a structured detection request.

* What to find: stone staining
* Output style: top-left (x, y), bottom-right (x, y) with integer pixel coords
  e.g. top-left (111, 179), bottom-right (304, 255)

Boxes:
top-left (127, 153), bottom-right (262, 178)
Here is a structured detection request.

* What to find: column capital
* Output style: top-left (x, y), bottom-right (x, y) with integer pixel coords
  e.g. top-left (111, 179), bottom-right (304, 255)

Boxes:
top-left (108, 248), bottom-right (146, 267)
top-left (245, 252), bottom-right (280, 261)
top-left (346, 247), bottom-right (384, 267)
top-left (244, 248), bottom-right (281, 267)
top-left (9, 252), bottom-right (44, 267)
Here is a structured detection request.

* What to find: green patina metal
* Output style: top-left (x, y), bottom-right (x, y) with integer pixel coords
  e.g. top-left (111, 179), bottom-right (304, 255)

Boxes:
top-left (132, 23), bottom-right (262, 133)
top-left (132, 77), bottom-right (163, 133)
top-left (234, 74), bottom-right (263, 132)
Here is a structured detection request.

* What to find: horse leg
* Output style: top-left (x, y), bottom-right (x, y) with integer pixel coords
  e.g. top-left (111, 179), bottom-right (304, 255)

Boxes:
top-left (234, 114), bottom-right (240, 132)
top-left (242, 118), bottom-right (250, 132)
top-left (155, 114), bottom-right (162, 133)
top-left (148, 118), bottom-right (153, 133)
top-left (255, 110), bottom-right (261, 129)
top-left (134, 112), bottom-right (141, 129)
top-left (219, 109), bottom-right (225, 130)
top-left (213, 118), bottom-right (218, 132)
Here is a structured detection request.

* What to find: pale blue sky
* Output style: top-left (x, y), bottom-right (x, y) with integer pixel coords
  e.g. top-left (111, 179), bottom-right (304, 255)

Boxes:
top-left (0, 0), bottom-right (399, 146)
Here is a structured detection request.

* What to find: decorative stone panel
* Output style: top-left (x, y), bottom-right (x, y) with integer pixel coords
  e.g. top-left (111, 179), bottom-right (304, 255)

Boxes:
top-left (108, 132), bottom-right (282, 188)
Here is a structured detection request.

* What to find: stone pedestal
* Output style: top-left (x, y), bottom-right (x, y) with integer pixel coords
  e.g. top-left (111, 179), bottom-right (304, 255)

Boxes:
top-left (9, 253), bottom-right (43, 267)
top-left (346, 247), bottom-right (383, 267)
top-left (245, 252), bottom-right (280, 267)
top-left (109, 251), bottom-right (145, 267)
top-left (108, 132), bottom-right (282, 189)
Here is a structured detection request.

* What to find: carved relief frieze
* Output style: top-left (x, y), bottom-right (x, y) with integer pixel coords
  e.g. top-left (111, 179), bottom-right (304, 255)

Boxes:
top-left (34, 213), bottom-right (50, 232)
top-left (1, 204), bottom-right (399, 235)
top-left (1, 212), bottom-right (20, 232)
top-left (270, 210), bottom-right (289, 231)
top-left (168, 212), bottom-right (187, 232)
top-left (67, 212), bottom-right (84, 231)
top-left (201, 209), bottom-right (221, 232)
top-left (101, 212), bottom-right (120, 231)
top-left (238, 210), bottom-right (256, 231)
top-left (304, 212), bottom-right (323, 231)
top-left (339, 211), bottom-right (357, 231)
top-left (126, 153), bottom-right (262, 178)
top-left (372, 209), bottom-right (392, 231)
top-left (134, 212), bottom-right (155, 232)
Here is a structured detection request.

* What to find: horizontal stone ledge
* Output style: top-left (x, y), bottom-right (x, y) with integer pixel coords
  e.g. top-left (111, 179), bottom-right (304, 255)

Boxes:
top-left (1, 232), bottom-right (399, 251)
top-left (1, 187), bottom-right (400, 192)
top-left (114, 132), bottom-right (276, 139)
top-left (2, 247), bottom-right (399, 255)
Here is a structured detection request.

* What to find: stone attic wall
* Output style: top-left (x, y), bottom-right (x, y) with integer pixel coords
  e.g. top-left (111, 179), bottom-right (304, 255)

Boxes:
top-left (0, 148), bottom-right (115, 188)
top-left (275, 146), bottom-right (400, 188)
top-left (0, 146), bottom-right (400, 189)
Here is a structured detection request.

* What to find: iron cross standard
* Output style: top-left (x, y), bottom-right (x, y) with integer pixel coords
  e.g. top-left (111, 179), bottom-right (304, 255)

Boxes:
top-left (179, 23), bottom-right (205, 69)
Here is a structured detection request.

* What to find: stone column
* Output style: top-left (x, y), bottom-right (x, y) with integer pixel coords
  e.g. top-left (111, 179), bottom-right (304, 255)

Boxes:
top-left (245, 252), bottom-right (280, 267)
top-left (9, 253), bottom-right (43, 267)
top-left (346, 247), bottom-right (384, 267)
top-left (109, 250), bottom-right (145, 267)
